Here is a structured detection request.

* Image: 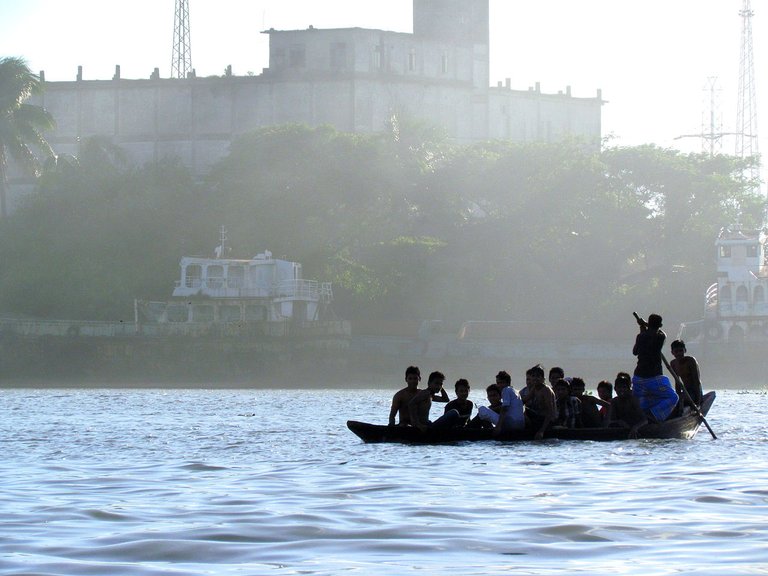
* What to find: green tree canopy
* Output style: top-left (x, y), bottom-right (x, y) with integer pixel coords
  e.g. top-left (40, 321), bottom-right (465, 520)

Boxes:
top-left (0, 57), bottom-right (55, 218)
top-left (0, 123), bottom-right (762, 332)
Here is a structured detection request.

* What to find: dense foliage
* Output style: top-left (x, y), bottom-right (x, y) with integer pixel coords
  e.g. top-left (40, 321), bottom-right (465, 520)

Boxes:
top-left (0, 122), bottom-right (762, 332)
top-left (0, 57), bottom-right (55, 218)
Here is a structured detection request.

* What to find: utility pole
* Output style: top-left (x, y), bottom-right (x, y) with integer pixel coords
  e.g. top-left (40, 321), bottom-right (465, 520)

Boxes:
top-left (703, 77), bottom-right (723, 157)
top-left (736, 0), bottom-right (759, 188)
top-left (171, 0), bottom-right (192, 79)
top-left (675, 77), bottom-right (737, 156)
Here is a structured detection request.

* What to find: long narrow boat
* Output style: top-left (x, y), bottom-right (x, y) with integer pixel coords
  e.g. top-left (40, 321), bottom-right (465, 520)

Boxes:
top-left (347, 391), bottom-right (716, 444)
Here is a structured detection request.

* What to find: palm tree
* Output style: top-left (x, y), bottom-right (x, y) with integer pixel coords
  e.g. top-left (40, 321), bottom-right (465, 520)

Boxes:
top-left (0, 56), bottom-right (55, 218)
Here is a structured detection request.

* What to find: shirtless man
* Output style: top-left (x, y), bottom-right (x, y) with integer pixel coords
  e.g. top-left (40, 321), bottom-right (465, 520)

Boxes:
top-left (523, 364), bottom-right (556, 440)
top-left (388, 366), bottom-right (421, 426)
top-left (670, 340), bottom-right (703, 408)
top-left (408, 371), bottom-right (458, 431)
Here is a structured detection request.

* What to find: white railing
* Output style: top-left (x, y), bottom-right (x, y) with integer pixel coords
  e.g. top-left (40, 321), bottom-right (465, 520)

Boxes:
top-left (275, 279), bottom-right (320, 300)
top-left (174, 278), bottom-right (327, 300)
top-left (0, 317), bottom-right (135, 337)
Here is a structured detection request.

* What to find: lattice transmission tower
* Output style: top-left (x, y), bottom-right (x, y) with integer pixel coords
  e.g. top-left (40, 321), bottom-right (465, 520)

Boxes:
top-left (736, 0), bottom-right (759, 186)
top-left (171, 0), bottom-right (192, 79)
top-left (675, 77), bottom-right (736, 156)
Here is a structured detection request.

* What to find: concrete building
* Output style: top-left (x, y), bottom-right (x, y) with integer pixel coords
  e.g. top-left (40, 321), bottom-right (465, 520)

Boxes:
top-left (9, 0), bottom-right (603, 206)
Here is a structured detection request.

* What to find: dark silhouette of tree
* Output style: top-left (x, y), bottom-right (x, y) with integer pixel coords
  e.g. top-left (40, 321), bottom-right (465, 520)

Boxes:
top-left (0, 57), bottom-right (54, 218)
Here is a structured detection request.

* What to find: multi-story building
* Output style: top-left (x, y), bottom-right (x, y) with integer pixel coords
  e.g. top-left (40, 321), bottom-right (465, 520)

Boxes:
top-left (9, 0), bottom-right (603, 205)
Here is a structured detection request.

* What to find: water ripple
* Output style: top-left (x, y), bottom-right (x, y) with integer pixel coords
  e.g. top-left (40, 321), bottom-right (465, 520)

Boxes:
top-left (0, 388), bottom-right (767, 575)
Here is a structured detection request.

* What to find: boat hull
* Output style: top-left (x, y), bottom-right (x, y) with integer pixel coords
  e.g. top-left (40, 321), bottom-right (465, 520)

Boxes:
top-left (348, 391), bottom-right (716, 444)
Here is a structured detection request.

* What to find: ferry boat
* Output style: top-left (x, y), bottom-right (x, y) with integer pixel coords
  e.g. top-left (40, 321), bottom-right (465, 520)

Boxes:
top-left (135, 230), bottom-right (343, 337)
top-left (679, 225), bottom-right (768, 344)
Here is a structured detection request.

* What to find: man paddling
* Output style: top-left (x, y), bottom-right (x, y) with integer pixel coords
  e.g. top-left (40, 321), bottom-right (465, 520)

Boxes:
top-left (670, 339), bottom-right (703, 411)
top-left (632, 313), bottom-right (679, 422)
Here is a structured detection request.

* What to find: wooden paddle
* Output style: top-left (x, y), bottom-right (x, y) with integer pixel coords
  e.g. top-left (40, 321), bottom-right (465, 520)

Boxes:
top-left (662, 353), bottom-right (717, 440)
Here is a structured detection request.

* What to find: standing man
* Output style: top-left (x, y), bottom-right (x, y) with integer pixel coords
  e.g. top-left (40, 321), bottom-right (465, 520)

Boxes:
top-left (632, 313), bottom-right (678, 422)
top-left (669, 339), bottom-right (703, 410)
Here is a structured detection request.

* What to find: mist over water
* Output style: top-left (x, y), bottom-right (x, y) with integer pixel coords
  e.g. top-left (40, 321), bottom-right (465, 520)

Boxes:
top-left (1, 387), bottom-right (766, 575)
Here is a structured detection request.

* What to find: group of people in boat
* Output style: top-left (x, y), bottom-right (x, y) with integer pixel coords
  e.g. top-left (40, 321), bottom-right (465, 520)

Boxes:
top-left (388, 313), bottom-right (704, 439)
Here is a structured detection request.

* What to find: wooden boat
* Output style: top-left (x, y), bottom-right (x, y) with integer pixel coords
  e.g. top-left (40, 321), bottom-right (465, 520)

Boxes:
top-left (347, 391), bottom-right (716, 444)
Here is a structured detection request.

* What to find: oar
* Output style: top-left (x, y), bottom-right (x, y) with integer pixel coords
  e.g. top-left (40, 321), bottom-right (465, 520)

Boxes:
top-left (662, 353), bottom-right (717, 440)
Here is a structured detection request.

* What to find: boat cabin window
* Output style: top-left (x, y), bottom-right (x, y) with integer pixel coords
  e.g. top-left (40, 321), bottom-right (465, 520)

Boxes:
top-left (167, 304), bottom-right (189, 323)
top-left (747, 245), bottom-right (759, 258)
top-left (719, 246), bottom-right (731, 258)
top-left (220, 305), bottom-right (242, 322)
top-left (185, 265), bottom-right (202, 288)
top-left (245, 305), bottom-right (267, 322)
top-left (228, 266), bottom-right (244, 289)
top-left (192, 305), bottom-right (214, 322)
top-left (207, 265), bottom-right (224, 289)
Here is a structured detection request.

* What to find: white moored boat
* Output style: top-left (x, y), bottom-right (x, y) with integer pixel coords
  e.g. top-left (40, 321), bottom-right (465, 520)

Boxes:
top-left (135, 229), bottom-right (340, 336)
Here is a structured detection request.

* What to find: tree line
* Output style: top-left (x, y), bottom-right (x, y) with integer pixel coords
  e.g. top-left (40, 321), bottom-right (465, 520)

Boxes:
top-left (1, 58), bottom-right (764, 334)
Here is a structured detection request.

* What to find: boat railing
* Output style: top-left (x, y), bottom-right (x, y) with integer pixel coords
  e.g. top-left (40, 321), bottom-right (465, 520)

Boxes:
top-left (0, 317), bottom-right (135, 337)
top-left (275, 279), bottom-right (321, 300)
top-left (173, 278), bottom-right (327, 300)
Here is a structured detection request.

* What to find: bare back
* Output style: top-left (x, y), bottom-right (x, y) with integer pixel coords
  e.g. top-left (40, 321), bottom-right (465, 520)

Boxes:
top-left (670, 355), bottom-right (703, 404)
top-left (389, 387), bottom-right (419, 425)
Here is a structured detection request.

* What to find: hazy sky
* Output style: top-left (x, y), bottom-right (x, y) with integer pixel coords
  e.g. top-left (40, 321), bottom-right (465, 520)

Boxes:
top-left (0, 0), bottom-right (765, 160)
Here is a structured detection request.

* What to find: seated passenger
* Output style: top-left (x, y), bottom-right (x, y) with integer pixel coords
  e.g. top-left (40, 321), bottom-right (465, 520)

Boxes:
top-left (548, 366), bottom-right (565, 388)
top-left (408, 371), bottom-right (460, 431)
top-left (430, 372), bottom-right (450, 404)
top-left (492, 370), bottom-right (526, 434)
top-left (606, 372), bottom-right (648, 439)
top-left (518, 377), bottom-right (532, 405)
top-left (524, 364), bottom-right (556, 440)
top-left (596, 380), bottom-right (613, 422)
top-left (388, 365), bottom-right (421, 426)
top-left (469, 384), bottom-right (503, 429)
top-left (553, 378), bottom-right (582, 428)
top-left (570, 377), bottom-right (608, 428)
top-left (537, 366), bottom-right (564, 407)
top-left (443, 378), bottom-right (474, 427)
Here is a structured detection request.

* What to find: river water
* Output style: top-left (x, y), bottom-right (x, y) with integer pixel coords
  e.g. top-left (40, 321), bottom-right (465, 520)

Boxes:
top-left (1, 386), bottom-right (766, 575)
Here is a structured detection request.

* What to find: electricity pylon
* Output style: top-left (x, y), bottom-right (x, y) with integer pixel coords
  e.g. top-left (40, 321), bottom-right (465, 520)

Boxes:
top-left (171, 0), bottom-right (192, 79)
